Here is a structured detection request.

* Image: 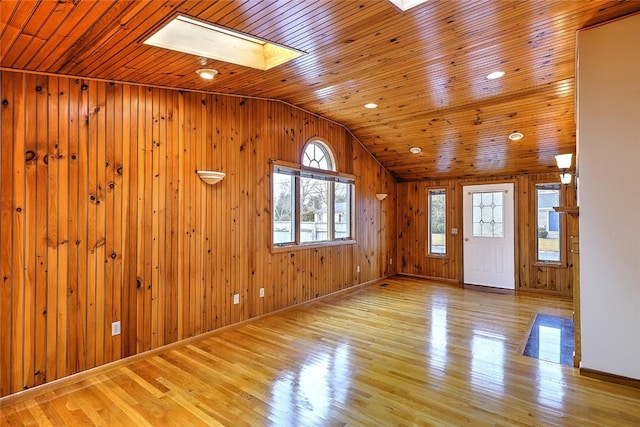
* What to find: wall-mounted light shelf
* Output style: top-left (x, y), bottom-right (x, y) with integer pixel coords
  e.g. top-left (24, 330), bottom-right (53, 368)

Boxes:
top-left (197, 170), bottom-right (225, 185)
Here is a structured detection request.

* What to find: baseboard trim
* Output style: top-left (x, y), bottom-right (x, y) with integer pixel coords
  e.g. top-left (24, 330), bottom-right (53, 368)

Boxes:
top-left (463, 283), bottom-right (515, 295)
top-left (515, 287), bottom-right (573, 299)
top-left (580, 368), bottom-right (640, 389)
top-left (395, 272), bottom-right (460, 285)
top-left (0, 276), bottom-right (388, 407)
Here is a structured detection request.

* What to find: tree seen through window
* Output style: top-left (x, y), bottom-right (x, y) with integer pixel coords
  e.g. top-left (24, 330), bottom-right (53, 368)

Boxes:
top-left (273, 140), bottom-right (353, 246)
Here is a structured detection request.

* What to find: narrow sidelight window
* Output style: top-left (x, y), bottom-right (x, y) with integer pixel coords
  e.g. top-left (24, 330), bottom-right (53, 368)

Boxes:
top-left (428, 189), bottom-right (446, 255)
top-left (536, 183), bottom-right (561, 262)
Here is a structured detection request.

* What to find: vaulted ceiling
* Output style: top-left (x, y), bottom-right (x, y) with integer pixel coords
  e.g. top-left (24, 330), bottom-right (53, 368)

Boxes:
top-left (2, 0), bottom-right (639, 181)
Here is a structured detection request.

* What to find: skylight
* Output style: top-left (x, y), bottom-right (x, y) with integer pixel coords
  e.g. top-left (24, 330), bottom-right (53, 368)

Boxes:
top-left (143, 15), bottom-right (304, 71)
top-left (388, 0), bottom-right (429, 11)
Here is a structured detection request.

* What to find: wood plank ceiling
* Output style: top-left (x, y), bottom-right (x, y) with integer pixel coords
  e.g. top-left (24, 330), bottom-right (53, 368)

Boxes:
top-left (1, 0), bottom-right (639, 181)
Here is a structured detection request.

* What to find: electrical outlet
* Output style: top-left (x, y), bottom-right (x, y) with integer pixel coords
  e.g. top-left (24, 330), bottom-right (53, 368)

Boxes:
top-left (451, 227), bottom-right (458, 235)
top-left (356, 265), bottom-right (361, 273)
top-left (259, 288), bottom-right (265, 298)
top-left (389, 258), bottom-right (393, 265)
top-left (111, 321), bottom-right (121, 336)
top-left (233, 294), bottom-right (240, 305)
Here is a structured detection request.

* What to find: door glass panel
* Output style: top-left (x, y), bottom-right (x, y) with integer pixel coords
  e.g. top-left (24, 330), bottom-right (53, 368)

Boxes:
top-left (493, 205), bottom-right (503, 222)
top-left (473, 223), bottom-right (482, 236)
top-left (472, 191), bottom-right (504, 238)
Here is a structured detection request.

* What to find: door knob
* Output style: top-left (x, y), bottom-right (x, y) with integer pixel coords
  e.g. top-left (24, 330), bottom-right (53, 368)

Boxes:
top-left (464, 237), bottom-right (469, 241)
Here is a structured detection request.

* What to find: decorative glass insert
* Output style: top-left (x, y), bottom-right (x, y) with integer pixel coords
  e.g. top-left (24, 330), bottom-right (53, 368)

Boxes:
top-left (536, 183), bottom-right (561, 262)
top-left (472, 191), bottom-right (504, 238)
top-left (302, 140), bottom-right (334, 171)
top-left (428, 189), bottom-right (446, 255)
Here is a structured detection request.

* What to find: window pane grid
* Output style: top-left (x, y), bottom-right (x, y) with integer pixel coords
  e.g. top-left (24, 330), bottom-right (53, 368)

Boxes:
top-left (472, 191), bottom-right (504, 238)
top-left (302, 141), bottom-right (334, 171)
top-left (272, 140), bottom-right (353, 247)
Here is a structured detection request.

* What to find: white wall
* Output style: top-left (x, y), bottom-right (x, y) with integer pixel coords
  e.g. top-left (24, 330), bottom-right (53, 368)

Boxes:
top-left (578, 13), bottom-right (640, 379)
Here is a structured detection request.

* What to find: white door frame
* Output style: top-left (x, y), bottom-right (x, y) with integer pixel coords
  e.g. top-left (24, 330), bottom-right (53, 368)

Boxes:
top-left (462, 183), bottom-right (515, 289)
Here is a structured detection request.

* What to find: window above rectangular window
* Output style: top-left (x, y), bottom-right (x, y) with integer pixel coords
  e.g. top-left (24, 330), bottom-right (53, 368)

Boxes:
top-left (272, 139), bottom-right (354, 250)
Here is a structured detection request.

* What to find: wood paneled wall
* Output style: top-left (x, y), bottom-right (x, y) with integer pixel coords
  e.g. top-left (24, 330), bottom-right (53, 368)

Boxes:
top-left (0, 70), bottom-right (397, 397)
top-left (397, 173), bottom-right (578, 295)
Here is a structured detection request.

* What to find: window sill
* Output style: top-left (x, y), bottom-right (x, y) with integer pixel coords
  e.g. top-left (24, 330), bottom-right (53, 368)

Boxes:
top-left (533, 260), bottom-right (563, 268)
top-left (271, 239), bottom-right (356, 254)
top-left (426, 254), bottom-right (449, 260)
top-left (553, 206), bottom-right (579, 216)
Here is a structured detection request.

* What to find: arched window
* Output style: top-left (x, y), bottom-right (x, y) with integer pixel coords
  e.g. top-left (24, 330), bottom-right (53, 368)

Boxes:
top-left (301, 140), bottom-right (335, 171)
top-left (272, 139), bottom-right (354, 247)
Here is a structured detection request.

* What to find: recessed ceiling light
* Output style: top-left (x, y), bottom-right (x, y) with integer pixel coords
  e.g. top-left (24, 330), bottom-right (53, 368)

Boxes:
top-left (196, 69), bottom-right (218, 80)
top-left (508, 131), bottom-right (524, 141)
top-left (409, 147), bottom-right (422, 154)
top-left (486, 71), bottom-right (505, 80)
top-left (364, 103), bottom-right (378, 109)
top-left (144, 15), bottom-right (304, 70)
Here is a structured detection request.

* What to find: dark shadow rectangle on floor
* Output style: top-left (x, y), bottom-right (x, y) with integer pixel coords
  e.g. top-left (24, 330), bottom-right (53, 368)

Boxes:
top-left (523, 313), bottom-right (574, 367)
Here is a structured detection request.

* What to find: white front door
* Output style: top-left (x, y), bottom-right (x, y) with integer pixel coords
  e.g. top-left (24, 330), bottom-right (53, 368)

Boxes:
top-left (463, 183), bottom-right (515, 289)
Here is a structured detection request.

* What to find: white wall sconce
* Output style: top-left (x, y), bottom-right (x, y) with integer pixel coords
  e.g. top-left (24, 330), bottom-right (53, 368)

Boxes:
top-left (376, 193), bottom-right (388, 201)
top-left (555, 153), bottom-right (573, 184)
top-left (197, 170), bottom-right (225, 185)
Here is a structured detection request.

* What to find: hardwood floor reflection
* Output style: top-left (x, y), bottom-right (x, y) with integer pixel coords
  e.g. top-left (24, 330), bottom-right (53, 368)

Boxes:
top-left (523, 314), bottom-right (575, 366)
top-left (2, 276), bottom-right (640, 426)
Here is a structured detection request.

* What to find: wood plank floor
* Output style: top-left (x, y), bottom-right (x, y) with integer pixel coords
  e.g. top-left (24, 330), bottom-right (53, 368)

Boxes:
top-left (2, 276), bottom-right (640, 426)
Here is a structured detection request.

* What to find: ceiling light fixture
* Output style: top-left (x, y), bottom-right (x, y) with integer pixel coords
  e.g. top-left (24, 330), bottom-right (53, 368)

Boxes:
top-left (508, 131), bottom-right (524, 141)
top-left (364, 103), bottom-right (378, 109)
top-left (196, 69), bottom-right (218, 80)
top-left (486, 71), bottom-right (505, 80)
top-left (409, 147), bottom-right (422, 154)
top-left (144, 15), bottom-right (304, 70)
